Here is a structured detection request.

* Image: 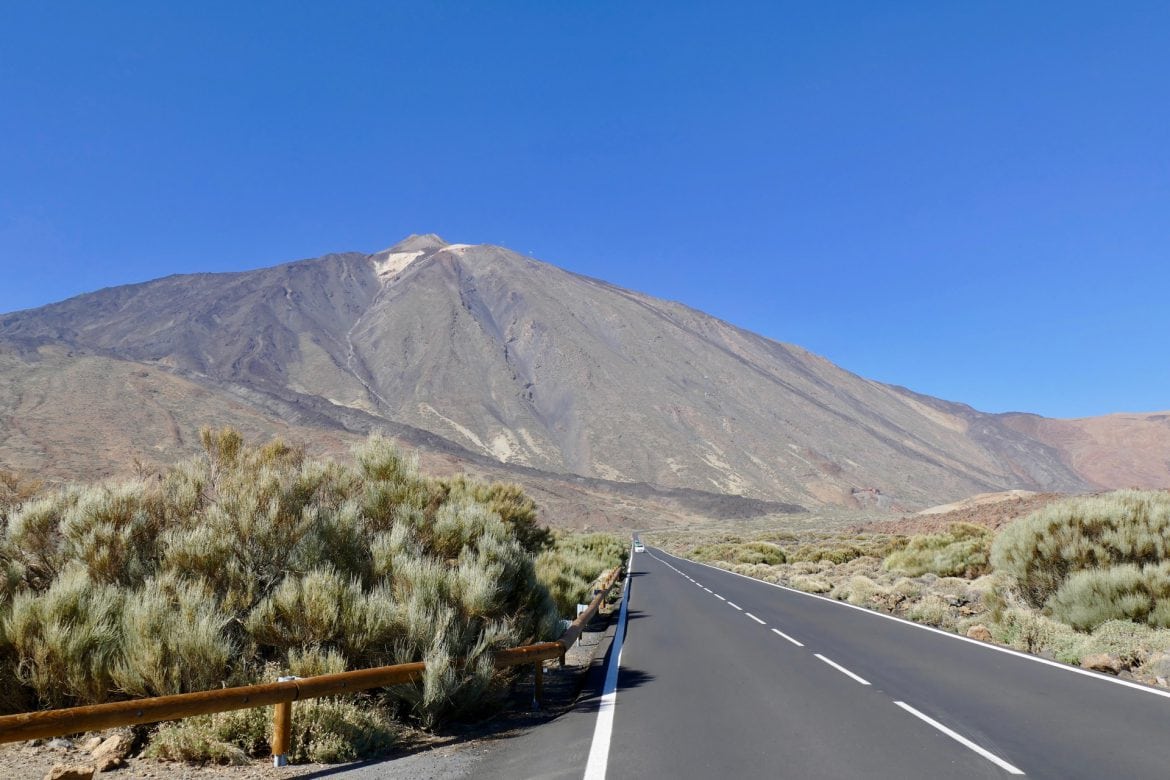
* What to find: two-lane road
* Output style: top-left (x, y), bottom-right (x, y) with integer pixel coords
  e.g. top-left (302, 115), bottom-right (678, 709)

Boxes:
top-left (477, 547), bottom-right (1170, 778)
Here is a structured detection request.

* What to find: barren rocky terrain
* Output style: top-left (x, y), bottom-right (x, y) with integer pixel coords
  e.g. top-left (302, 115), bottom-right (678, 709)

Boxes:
top-left (861, 490), bottom-right (1072, 535)
top-left (1, 235), bottom-right (1166, 524)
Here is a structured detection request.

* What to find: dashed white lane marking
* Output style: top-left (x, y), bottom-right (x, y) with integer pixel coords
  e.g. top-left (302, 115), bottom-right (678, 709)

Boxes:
top-left (650, 547), bottom-right (1026, 776)
top-left (893, 701), bottom-right (1025, 775)
top-left (728, 602), bottom-right (743, 611)
top-left (651, 547), bottom-right (1170, 702)
top-left (815, 654), bottom-right (871, 685)
top-left (771, 628), bottom-right (804, 647)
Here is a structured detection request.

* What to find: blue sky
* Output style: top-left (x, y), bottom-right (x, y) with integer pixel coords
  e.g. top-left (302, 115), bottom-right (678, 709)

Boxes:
top-left (1, 2), bottom-right (1167, 418)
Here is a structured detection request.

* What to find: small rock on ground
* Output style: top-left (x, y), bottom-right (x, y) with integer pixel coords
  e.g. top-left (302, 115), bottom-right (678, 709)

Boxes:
top-left (91, 735), bottom-right (132, 763)
top-left (965, 624), bottom-right (992, 642)
top-left (1081, 653), bottom-right (1123, 674)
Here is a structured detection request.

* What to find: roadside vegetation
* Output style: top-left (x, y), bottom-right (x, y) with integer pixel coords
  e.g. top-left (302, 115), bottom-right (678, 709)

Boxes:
top-left (0, 429), bottom-right (624, 764)
top-left (648, 490), bottom-right (1170, 687)
top-left (536, 532), bottom-right (628, 617)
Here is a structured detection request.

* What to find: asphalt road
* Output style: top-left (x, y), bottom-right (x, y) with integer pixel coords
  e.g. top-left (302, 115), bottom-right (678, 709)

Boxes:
top-left (477, 546), bottom-right (1170, 779)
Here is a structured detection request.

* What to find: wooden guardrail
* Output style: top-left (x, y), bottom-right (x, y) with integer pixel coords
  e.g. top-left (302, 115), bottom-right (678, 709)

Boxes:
top-left (0, 564), bottom-right (624, 766)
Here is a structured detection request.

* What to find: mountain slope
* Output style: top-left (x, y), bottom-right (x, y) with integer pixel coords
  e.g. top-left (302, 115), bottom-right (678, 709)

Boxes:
top-left (1, 235), bottom-right (1164, 510)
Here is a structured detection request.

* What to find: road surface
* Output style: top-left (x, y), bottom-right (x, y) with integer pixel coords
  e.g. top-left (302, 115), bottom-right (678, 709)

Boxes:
top-left (476, 546), bottom-right (1170, 779)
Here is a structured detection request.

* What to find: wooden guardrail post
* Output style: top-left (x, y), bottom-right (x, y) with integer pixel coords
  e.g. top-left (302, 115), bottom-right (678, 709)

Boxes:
top-left (272, 676), bottom-right (297, 767)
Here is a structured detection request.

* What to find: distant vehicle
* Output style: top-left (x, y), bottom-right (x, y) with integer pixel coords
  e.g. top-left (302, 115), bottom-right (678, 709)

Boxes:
top-left (633, 541), bottom-right (645, 553)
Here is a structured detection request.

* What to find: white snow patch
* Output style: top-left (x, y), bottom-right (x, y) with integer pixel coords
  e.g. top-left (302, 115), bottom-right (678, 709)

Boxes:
top-left (371, 250), bottom-right (423, 281)
top-left (438, 244), bottom-right (472, 252)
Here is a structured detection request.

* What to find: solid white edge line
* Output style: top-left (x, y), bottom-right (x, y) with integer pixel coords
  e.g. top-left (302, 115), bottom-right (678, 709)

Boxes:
top-left (727, 602), bottom-right (743, 611)
top-left (582, 550), bottom-right (634, 780)
top-left (746, 612), bottom-right (766, 625)
top-left (814, 653), bottom-right (871, 685)
top-left (893, 701), bottom-right (1025, 775)
top-left (771, 627), bottom-right (804, 647)
top-left (647, 549), bottom-right (1170, 701)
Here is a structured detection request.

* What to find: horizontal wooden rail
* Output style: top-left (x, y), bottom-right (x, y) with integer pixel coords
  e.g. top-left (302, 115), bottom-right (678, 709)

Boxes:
top-left (0, 564), bottom-right (623, 747)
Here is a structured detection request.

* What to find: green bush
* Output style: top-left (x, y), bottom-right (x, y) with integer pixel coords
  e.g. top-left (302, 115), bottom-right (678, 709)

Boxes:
top-left (114, 576), bottom-right (235, 696)
top-left (990, 607), bottom-right (1083, 659)
top-left (884, 523), bottom-right (992, 578)
top-left (789, 544), bottom-right (865, 565)
top-left (5, 563), bottom-right (124, 706)
top-left (991, 491), bottom-right (1170, 615)
top-left (1045, 562), bottom-right (1170, 631)
top-left (692, 541), bottom-right (786, 566)
top-left (285, 698), bottom-right (397, 763)
top-left (0, 427), bottom-right (563, 757)
top-left (146, 706), bottom-right (270, 765)
top-left (536, 532), bottom-right (626, 618)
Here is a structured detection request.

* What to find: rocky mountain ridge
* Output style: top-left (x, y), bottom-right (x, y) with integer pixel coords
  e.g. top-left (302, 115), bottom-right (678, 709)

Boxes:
top-left (1, 234), bottom-right (1166, 523)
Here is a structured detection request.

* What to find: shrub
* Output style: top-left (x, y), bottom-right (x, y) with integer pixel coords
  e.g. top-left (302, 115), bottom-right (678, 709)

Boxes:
top-left (991, 491), bottom-right (1170, 611)
top-left (146, 706), bottom-right (269, 764)
top-left (1046, 563), bottom-right (1170, 631)
top-left (7, 490), bottom-right (82, 590)
top-left (831, 575), bottom-right (884, 607)
top-left (114, 577), bottom-right (235, 696)
top-left (990, 607), bottom-right (1083, 660)
top-left (692, 541), bottom-right (785, 566)
top-left (906, 594), bottom-right (954, 628)
top-left (1079, 619), bottom-right (1170, 667)
top-left (245, 566), bottom-right (399, 667)
top-left (536, 532), bottom-right (626, 617)
top-left (287, 645), bottom-right (348, 678)
top-left (790, 575), bottom-right (832, 594)
top-left (789, 544), bottom-right (865, 565)
top-left (59, 482), bottom-right (166, 587)
top-left (5, 564), bottom-right (124, 706)
top-left (884, 523), bottom-right (992, 579)
top-left (0, 426), bottom-right (564, 757)
top-left (439, 477), bottom-right (552, 555)
top-left (0, 611), bottom-right (30, 713)
top-left (285, 698), bottom-right (397, 763)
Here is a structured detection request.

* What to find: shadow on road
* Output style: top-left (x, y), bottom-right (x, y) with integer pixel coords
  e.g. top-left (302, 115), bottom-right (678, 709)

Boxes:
top-left (569, 668), bottom-right (655, 714)
top-left (622, 607), bottom-right (649, 621)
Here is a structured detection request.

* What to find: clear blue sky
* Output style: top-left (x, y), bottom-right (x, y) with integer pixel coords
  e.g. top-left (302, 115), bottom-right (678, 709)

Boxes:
top-left (2, 2), bottom-right (1167, 418)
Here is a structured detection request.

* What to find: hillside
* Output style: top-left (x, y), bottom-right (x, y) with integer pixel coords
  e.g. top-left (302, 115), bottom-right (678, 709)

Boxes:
top-left (1, 234), bottom-right (1166, 520)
